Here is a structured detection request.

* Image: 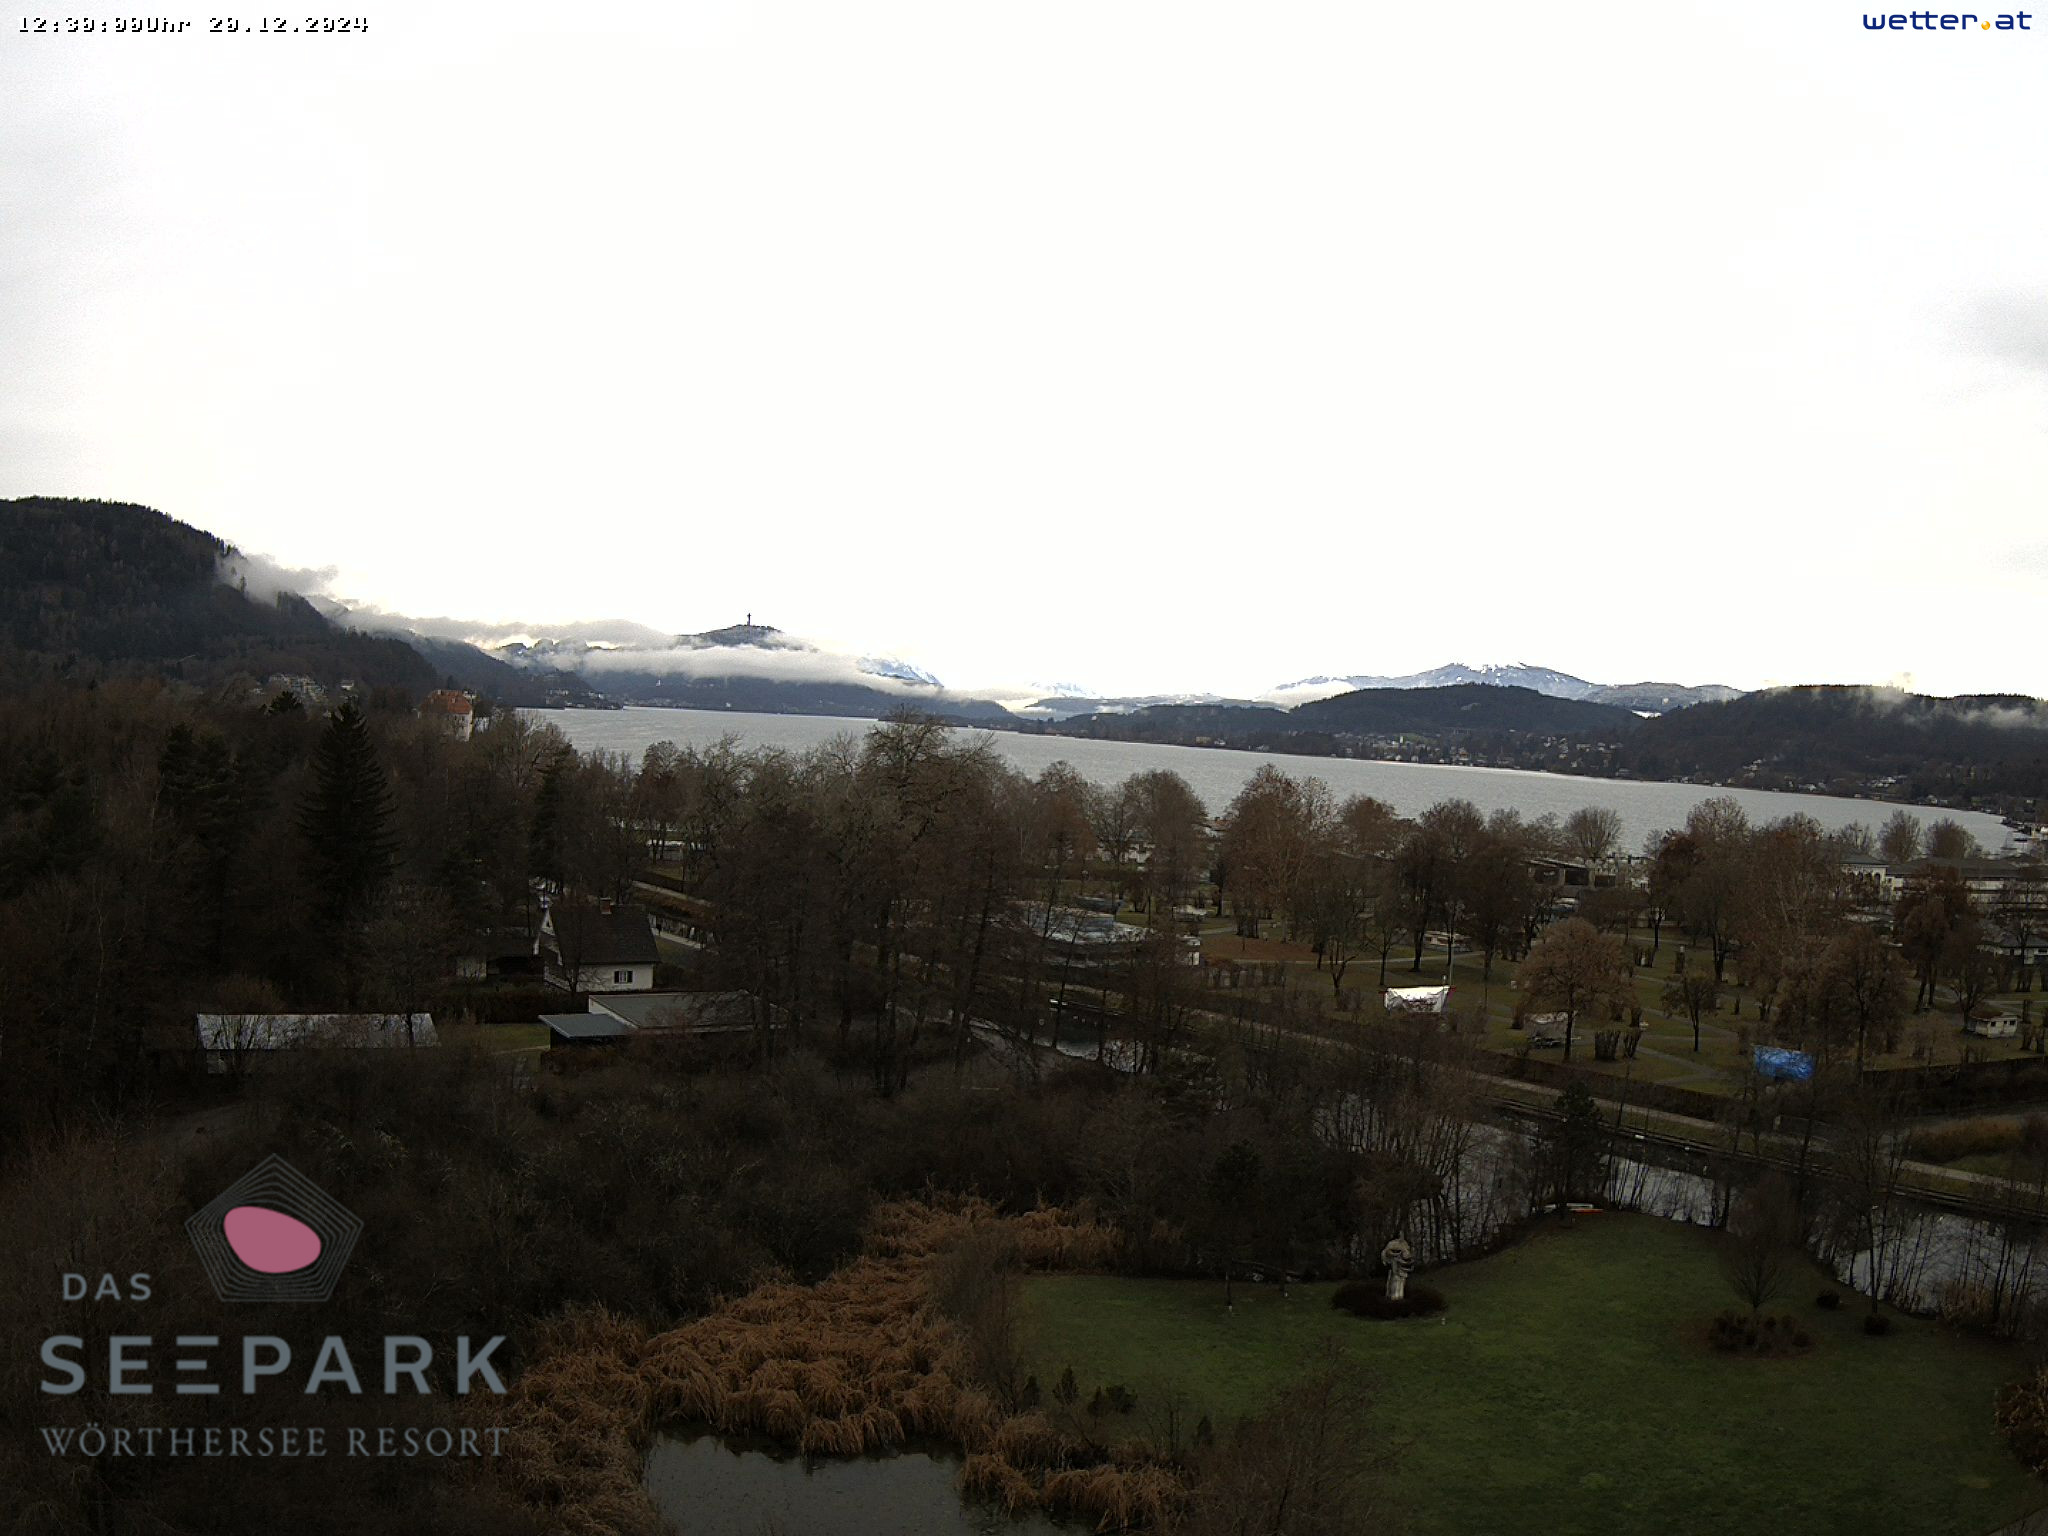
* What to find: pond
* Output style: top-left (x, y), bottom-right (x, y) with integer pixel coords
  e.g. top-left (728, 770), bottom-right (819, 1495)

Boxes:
top-left (643, 1432), bottom-right (1069, 1536)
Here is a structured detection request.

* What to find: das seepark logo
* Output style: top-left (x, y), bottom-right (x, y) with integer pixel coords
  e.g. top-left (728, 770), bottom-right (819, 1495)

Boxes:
top-left (37, 1156), bottom-right (510, 1461)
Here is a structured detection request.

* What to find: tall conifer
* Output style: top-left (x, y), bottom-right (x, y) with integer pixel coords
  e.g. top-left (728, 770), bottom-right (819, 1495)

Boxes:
top-left (299, 700), bottom-right (395, 926)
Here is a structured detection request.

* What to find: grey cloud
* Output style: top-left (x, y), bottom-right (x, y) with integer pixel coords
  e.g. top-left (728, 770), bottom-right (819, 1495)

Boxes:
top-left (216, 551), bottom-right (339, 604)
top-left (1961, 291), bottom-right (2048, 375)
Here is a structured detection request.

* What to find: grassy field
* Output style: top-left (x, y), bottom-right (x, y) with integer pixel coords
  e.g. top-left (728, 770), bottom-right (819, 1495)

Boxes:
top-left (1167, 898), bottom-right (2048, 1098)
top-left (440, 1021), bottom-right (551, 1054)
top-left (1018, 1215), bottom-right (2043, 1536)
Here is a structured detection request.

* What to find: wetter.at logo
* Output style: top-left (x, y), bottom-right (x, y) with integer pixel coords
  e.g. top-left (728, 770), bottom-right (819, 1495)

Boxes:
top-left (1862, 10), bottom-right (2033, 28)
top-left (185, 1156), bottom-right (362, 1303)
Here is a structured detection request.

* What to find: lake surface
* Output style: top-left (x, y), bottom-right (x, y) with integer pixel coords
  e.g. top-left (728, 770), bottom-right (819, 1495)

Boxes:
top-left (643, 1432), bottom-right (1065, 1536)
top-left (526, 707), bottom-right (2011, 855)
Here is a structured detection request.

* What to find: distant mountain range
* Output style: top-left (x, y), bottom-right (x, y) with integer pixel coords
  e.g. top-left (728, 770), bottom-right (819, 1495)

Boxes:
top-left (452, 619), bottom-right (1013, 721)
top-left (1017, 662), bottom-right (1742, 720)
top-left (1266, 662), bottom-right (1742, 713)
top-left (9, 498), bottom-right (2044, 809)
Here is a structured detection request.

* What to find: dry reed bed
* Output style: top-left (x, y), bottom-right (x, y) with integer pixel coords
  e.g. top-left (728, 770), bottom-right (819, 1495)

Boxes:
top-left (492, 1199), bottom-right (1185, 1534)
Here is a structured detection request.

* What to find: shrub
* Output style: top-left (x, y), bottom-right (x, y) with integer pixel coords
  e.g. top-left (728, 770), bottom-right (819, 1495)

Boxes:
top-left (1864, 1313), bottom-right (1892, 1337)
top-left (1904, 1115), bottom-right (2038, 1166)
top-left (1815, 1289), bottom-right (1841, 1310)
top-left (1997, 1365), bottom-right (2048, 1475)
top-left (1708, 1310), bottom-right (1813, 1356)
top-left (1406, 1283), bottom-right (1448, 1316)
top-left (1331, 1281), bottom-right (1377, 1313)
top-left (1331, 1280), bottom-right (1447, 1320)
top-left (1053, 1366), bottom-right (1078, 1408)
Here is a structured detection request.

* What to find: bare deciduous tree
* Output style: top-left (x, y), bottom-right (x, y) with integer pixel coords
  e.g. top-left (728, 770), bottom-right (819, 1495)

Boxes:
top-left (1722, 1176), bottom-right (1798, 1320)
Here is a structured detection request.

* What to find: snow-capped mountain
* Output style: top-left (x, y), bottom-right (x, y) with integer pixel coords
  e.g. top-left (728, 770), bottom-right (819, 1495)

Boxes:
top-left (859, 656), bottom-right (945, 687)
top-left (1266, 662), bottom-right (1740, 713)
top-left (1269, 662), bottom-right (1597, 705)
top-left (470, 620), bottom-right (1015, 721)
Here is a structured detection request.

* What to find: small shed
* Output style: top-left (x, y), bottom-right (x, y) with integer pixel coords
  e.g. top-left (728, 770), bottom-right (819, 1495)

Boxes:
top-left (1965, 1008), bottom-right (2019, 1040)
top-left (1384, 985), bottom-right (1450, 1017)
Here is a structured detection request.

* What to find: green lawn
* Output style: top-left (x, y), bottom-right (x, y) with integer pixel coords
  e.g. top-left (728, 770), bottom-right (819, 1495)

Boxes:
top-left (440, 1021), bottom-right (551, 1054)
top-left (1019, 1215), bottom-right (2043, 1536)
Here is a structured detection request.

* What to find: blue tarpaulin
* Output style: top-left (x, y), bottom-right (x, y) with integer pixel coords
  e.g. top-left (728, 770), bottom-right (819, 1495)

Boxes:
top-left (1753, 1046), bottom-right (1814, 1082)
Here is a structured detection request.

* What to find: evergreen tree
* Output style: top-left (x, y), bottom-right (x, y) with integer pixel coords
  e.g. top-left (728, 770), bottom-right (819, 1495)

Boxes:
top-left (529, 747), bottom-right (572, 891)
top-left (1548, 1080), bottom-right (1608, 1217)
top-left (299, 700), bottom-right (396, 928)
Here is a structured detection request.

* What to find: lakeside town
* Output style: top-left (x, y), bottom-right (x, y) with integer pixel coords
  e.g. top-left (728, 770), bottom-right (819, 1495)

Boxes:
top-left (12, 1), bottom-right (2048, 1530)
top-left (13, 626), bottom-right (2048, 1531)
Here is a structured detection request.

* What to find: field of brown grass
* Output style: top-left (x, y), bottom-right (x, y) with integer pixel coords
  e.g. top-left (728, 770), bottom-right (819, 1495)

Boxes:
top-left (490, 1199), bottom-right (1177, 1534)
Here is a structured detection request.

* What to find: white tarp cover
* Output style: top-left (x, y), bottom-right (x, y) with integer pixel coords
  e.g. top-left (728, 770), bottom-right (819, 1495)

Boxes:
top-left (1384, 986), bottom-right (1450, 1014)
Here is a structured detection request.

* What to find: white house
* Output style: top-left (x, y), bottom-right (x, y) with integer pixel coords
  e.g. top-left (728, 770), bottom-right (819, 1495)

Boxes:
top-left (1965, 1008), bottom-right (2019, 1040)
top-left (419, 689), bottom-right (475, 741)
top-left (539, 898), bottom-right (660, 992)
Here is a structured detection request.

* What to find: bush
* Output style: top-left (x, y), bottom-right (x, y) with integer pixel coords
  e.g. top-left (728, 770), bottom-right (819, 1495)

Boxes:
top-left (1997, 1365), bottom-right (2048, 1475)
top-left (1815, 1289), bottom-right (1841, 1310)
top-left (1904, 1115), bottom-right (2040, 1166)
top-left (1331, 1280), bottom-right (1448, 1320)
top-left (1708, 1310), bottom-right (1813, 1356)
top-left (1864, 1313), bottom-right (1892, 1337)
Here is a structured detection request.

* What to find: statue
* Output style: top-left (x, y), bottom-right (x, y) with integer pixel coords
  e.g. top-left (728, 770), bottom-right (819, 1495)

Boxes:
top-left (1380, 1236), bottom-right (1414, 1302)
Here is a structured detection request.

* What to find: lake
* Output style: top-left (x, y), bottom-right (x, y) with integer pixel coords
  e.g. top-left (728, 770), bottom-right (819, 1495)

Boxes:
top-left (525, 707), bottom-right (2012, 855)
top-left (643, 1432), bottom-right (1066, 1536)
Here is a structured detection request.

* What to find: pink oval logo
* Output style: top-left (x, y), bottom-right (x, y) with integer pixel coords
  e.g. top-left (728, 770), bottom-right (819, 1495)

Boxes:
top-left (223, 1205), bottom-right (323, 1274)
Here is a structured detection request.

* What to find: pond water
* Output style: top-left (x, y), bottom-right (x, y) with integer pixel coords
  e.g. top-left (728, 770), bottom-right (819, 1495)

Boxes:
top-left (643, 1432), bottom-right (1067, 1536)
top-left (525, 706), bottom-right (2013, 856)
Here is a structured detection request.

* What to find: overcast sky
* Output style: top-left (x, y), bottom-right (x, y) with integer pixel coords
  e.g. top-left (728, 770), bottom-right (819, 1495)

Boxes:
top-left (5, 1), bottom-right (2047, 699)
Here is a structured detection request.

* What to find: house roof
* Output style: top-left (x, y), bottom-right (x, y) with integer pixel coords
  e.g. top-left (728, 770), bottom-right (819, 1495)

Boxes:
top-left (463, 926), bottom-right (536, 962)
top-left (194, 1013), bottom-right (439, 1051)
top-left (588, 990), bottom-right (757, 1032)
top-left (541, 1012), bottom-right (630, 1042)
top-left (420, 690), bottom-right (473, 715)
top-left (543, 900), bottom-right (659, 965)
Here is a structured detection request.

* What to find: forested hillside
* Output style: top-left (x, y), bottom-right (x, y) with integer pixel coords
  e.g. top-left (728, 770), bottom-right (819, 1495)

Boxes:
top-left (1292, 684), bottom-right (1642, 738)
top-left (1624, 687), bottom-right (2048, 800)
top-left (1049, 685), bottom-right (1642, 749)
top-left (0, 497), bottom-right (580, 704)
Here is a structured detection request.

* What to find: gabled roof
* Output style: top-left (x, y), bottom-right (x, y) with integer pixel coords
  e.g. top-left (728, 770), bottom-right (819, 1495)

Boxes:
top-left (543, 901), bottom-right (659, 965)
top-left (588, 990), bottom-right (757, 1032)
